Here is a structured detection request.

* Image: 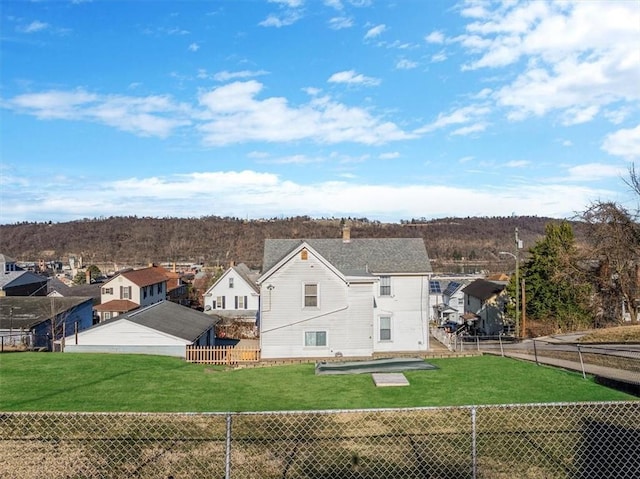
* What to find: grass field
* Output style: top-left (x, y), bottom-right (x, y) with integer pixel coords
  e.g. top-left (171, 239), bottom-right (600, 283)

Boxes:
top-left (0, 353), bottom-right (635, 412)
top-left (578, 324), bottom-right (640, 343)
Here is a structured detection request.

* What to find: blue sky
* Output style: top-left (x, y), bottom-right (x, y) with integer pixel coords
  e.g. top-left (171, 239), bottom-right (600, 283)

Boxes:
top-left (1, 0), bottom-right (639, 224)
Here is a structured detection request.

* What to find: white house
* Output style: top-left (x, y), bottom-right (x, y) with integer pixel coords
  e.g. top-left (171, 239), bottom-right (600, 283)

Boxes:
top-left (462, 279), bottom-right (507, 335)
top-left (64, 300), bottom-right (218, 358)
top-left (258, 232), bottom-right (432, 359)
top-left (203, 263), bottom-right (259, 321)
top-left (94, 266), bottom-right (168, 321)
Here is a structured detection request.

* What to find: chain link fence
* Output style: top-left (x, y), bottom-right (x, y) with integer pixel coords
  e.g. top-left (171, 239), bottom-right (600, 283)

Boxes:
top-left (1, 401), bottom-right (639, 478)
top-left (432, 329), bottom-right (640, 382)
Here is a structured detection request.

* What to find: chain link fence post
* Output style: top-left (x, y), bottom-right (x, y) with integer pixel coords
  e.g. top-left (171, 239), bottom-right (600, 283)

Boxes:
top-left (471, 406), bottom-right (477, 479)
top-left (225, 413), bottom-right (232, 479)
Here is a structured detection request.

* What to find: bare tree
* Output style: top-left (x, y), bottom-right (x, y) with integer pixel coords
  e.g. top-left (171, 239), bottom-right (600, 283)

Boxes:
top-left (624, 163), bottom-right (640, 198)
top-left (581, 200), bottom-right (640, 325)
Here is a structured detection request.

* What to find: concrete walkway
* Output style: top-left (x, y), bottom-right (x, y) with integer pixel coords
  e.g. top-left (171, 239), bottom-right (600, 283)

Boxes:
top-left (485, 350), bottom-right (640, 386)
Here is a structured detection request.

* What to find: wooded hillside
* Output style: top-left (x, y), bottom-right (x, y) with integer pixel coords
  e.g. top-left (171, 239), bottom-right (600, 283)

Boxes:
top-left (0, 216), bottom-right (585, 272)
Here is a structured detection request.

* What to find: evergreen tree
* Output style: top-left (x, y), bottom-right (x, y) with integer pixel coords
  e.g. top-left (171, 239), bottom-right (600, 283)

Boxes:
top-left (517, 222), bottom-right (591, 332)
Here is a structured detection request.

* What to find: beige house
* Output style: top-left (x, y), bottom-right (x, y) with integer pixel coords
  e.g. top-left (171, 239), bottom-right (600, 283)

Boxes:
top-left (94, 266), bottom-right (168, 321)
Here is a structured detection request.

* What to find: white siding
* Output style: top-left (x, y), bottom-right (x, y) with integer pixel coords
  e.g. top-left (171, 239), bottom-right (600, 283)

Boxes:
top-left (260, 250), bottom-right (374, 359)
top-left (65, 319), bottom-right (190, 347)
top-left (203, 269), bottom-right (259, 312)
top-left (373, 275), bottom-right (429, 352)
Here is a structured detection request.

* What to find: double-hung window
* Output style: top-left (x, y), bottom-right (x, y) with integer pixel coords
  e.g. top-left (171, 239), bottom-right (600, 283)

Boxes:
top-left (304, 331), bottom-right (327, 347)
top-left (379, 316), bottom-right (392, 341)
top-left (304, 283), bottom-right (318, 308)
top-left (215, 296), bottom-right (225, 309)
top-left (379, 276), bottom-right (391, 296)
top-left (235, 295), bottom-right (247, 309)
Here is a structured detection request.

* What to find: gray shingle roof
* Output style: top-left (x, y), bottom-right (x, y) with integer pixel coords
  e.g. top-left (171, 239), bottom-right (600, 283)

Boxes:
top-left (0, 296), bottom-right (93, 329)
top-left (115, 301), bottom-right (219, 342)
top-left (262, 238), bottom-right (432, 276)
top-left (0, 271), bottom-right (48, 290)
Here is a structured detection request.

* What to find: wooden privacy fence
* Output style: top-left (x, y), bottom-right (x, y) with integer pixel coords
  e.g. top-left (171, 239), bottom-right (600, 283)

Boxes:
top-left (185, 345), bottom-right (261, 365)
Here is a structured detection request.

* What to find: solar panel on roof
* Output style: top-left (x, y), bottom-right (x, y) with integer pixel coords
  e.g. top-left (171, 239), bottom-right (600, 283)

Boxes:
top-left (443, 281), bottom-right (462, 296)
top-left (429, 280), bottom-right (442, 294)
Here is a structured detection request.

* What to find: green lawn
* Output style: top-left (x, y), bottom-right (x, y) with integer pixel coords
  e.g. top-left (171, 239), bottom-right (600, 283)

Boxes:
top-left (0, 353), bottom-right (635, 412)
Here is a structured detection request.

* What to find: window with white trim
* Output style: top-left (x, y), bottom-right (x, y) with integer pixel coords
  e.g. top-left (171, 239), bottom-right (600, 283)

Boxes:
top-left (379, 276), bottom-right (391, 296)
top-left (304, 331), bottom-right (327, 347)
top-left (215, 296), bottom-right (225, 309)
top-left (235, 295), bottom-right (247, 309)
top-left (229, 277), bottom-right (234, 288)
top-left (304, 283), bottom-right (318, 308)
top-left (120, 286), bottom-right (131, 300)
top-left (379, 316), bottom-right (392, 341)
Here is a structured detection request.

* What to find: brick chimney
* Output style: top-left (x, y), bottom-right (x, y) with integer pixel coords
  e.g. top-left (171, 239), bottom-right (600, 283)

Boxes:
top-left (85, 269), bottom-right (91, 284)
top-left (342, 226), bottom-right (351, 243)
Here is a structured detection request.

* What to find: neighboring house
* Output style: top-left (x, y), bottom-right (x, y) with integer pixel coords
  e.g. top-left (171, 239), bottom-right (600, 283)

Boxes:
top-left (0, 296), bottom-right (94, 349)
top-left (163, 269), bottom-right (189, 305)
top-left (64, 300), bottom-right (219, 358)
top-left (48, 277), bottom-right (102, 304)
top-left (433, 280), bottom-right (468, 325)
top-left (94, 266), bottom-right (168, 321)
top-left (203, 263), bottom-right (260, 322)
top-left (0, 255), bottom-right (49, 297)
top-left (462, 279), bottom-right (507, 335)
top-left (258, 231), bottom-right (432, 359)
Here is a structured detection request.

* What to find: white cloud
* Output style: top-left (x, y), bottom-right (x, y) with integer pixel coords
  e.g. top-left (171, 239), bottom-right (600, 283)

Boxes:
top-left (430, 51), bottom-right (447, 63)
top-left (1, 169), bottom-right (613, 224)
top-left (259, 13), bottom-right (301, 27)
top-left (188, 43), bottom-right (200, 52)
top-left (425, 31), bottom-right (444, 44)
top-left (415, 104), bottom-right (490, 134)
top-left (197, 81), bottom-right (413, 146)
top-left (269, 0), bottom-right (303, 6)
top-left (19, 20), bottom-right (49, 33)
top-left (364, 24), bottom-right (386, 40)
top-left (4, 80), bottom-right (412, 146)
top-left (505, 160), bottom-right (529, 168)
top-left (456, 1), bottom-right (640, 125)
top-left (213, 70), bottom-right (269, 82)
top-left (325, 0), bottom-right (343, 10)
top-left (602, 124), bottom-right (640, 160)
top-left (396, 59), bottom-right (417, 70)
top-left (5, 89), bottom-right (190, 137)
top-left (264, 155), bottom-right (325, 165)
top-left (328, 70), bottom-right (380, 86)
top-left (451, 122), bottom-right (487, 136)
top-left (328, 16), bottom-right (353, 29)
top-left (566, 163), bottom-right (625, 182)
top-left (604, 107), bottom-right (632, 125)
top-left (379, 152), bottom-right (400, 160)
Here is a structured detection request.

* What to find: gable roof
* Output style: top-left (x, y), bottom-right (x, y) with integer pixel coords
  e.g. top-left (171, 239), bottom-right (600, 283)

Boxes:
top-left (443, 280), bottom-right (466, 297)
top-left (94, 299), bottom-right (140, 313)
top-left (462, 279), bottom-right (506, 301)
top-left (0, 296), bottom-right (93, 330)
top-left (105, 266), bottom-right (168, 288)
top-left (208, 263), bottom-right (260, 294)
top-left (0, 271), bottom-right (48, 291)
top-left (98, 300), bottom-right (219, 342)
top-left (261, 238), bottom-right (432, 277)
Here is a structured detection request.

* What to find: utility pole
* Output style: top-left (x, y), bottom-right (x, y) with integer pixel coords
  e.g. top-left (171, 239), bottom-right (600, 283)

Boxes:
top-left (500, 228), bottom-right (523, 338)
top-left (514, 228), bottom-right (524, 338)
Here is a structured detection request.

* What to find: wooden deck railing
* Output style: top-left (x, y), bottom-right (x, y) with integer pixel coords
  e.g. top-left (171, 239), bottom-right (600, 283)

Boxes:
top-left (185, 345), bottom-right (261, 365)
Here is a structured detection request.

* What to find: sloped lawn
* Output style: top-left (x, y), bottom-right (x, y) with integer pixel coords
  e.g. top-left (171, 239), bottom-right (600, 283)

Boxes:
top-left (0, 353), bottom-right (635, 412)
